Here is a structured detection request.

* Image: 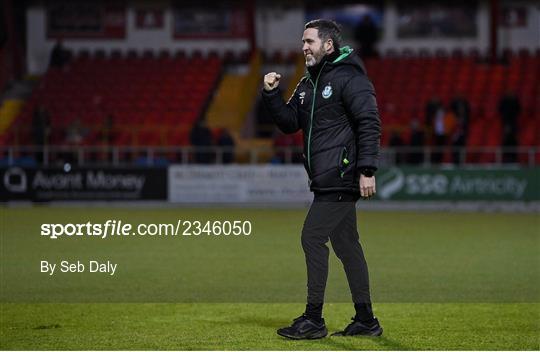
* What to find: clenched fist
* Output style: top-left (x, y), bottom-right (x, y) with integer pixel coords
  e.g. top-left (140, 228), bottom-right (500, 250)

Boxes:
top-left (263, 72), bottom-right (281, 91)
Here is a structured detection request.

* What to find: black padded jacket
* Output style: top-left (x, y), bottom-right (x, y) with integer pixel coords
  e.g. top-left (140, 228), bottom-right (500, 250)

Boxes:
top-left (261, 46), bottom-right (381, 193)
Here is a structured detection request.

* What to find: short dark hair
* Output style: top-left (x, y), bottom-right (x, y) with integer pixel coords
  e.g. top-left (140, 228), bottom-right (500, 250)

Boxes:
top-left (304, 19), bottom-right (342, 50)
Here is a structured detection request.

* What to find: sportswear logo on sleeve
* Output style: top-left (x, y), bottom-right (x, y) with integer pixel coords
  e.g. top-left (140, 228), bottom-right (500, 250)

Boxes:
top-left (322, 84), bottom-right (332, 99)
top-left (299, 91), bottom-right (306, 104)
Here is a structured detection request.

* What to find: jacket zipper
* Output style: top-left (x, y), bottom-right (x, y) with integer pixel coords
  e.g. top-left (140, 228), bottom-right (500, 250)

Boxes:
top-left (306, 62), bottom-right (326, 175)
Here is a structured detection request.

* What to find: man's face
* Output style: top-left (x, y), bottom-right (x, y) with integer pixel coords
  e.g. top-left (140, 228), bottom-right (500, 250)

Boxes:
top-left (302, 28), bottom-right (329, 67)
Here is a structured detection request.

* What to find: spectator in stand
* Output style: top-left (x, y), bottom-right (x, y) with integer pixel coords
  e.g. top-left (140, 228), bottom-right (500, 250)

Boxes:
top-left (32, 105), bottom-right (51, 164)
top-left (450, 115), bottom-right (467, 165)
top-left (432, 107), bottom-right (457, 164)
top-left (408, 118), bottom-right (425, 165)
top-left (425, 96), bottom-right (442, 134)
top-left (354, 14), bottom-right (379, 58)
top-left (65, 116), bottom-right (87, 145)
top-left (99, 114), bottom-right (115, 162)
top-left (425, 97), bottom-right (443, 163)
top-left (101, 114), bottom-right (114, 145)
top-left (49, 39), bottom-right (70, 69)
top-left (450, 94), bottom-right (470, 137)
top-left (189, 121), bottom-right (213, 163)
top-left (498, 91), bottom-right (521, 163)
top-left (217, 128), bottom-right (235, 164)
top-left (450, 94), bottom-right (471, 164)
top-left (388, 129), bottom-right (405, 164)
top-left (64, 116), bottom-right (88, 165)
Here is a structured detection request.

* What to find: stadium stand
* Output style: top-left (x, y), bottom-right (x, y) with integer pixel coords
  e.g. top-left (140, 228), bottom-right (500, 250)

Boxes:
top-left (338, 54), bottom-right (534, 152)
top-left (364, 53), bottom-right (539, 148)
top-left (0, 48), bottom-right (538, 165)
top-left (269, 50), bottom-right (538, 164)
top-left (3, 50), bottom-right (223, 152)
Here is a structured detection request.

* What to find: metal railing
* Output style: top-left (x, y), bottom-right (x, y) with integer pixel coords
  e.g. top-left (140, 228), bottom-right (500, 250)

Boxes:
top-left (0, 145), bottom-right (538, 167)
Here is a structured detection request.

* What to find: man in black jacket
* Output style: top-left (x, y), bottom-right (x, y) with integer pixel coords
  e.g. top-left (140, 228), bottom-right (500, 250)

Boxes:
top-left (262, 19), bottom-right (382, 339)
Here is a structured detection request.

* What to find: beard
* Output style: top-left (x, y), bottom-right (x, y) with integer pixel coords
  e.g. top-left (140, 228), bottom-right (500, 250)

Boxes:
top-left (305, 44), bottom-right (327, 67)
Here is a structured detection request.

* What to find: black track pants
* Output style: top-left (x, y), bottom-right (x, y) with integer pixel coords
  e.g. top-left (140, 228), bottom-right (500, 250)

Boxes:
top-left (301, 192), bottom-right (372, 304)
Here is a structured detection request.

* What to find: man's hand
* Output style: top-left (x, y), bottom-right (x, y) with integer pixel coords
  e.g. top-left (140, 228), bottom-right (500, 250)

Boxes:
top-left (359, 174), bottom-right (376, 199)
top-left (263, 72), bottom-right (281, 91)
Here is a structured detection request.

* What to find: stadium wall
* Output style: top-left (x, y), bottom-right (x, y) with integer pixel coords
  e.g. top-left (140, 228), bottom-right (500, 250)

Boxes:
top-left (254, 4), bottom-right (305, 56)
top-left (25, 3), bottom-right (250, 74)
top-left (378, 0), bottom-right (491, 54)
top-left (497, 0), bottom-right (540, 51)
top-left (25, 1), bottom-right (540, 75)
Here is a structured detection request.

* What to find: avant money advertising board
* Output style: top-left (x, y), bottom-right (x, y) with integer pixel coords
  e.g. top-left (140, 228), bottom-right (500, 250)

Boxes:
top-left (0, 167), bottom-right (167, 201)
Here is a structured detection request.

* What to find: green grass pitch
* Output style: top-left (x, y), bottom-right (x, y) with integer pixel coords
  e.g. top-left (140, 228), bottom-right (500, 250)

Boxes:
top-left (1, 206), bottom-right (539, 350)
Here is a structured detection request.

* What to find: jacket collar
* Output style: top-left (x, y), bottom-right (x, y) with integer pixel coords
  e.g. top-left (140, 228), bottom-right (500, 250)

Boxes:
top-left (305, 46), bottom-right (354, 79)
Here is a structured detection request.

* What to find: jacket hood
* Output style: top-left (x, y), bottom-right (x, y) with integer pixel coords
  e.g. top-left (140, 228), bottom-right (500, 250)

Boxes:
top-left (329, 46), bottom-right (367, 74)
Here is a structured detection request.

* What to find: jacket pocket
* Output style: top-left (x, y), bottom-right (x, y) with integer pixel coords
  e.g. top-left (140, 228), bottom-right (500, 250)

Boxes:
top-left (338, 146), bottom-right (350, 178)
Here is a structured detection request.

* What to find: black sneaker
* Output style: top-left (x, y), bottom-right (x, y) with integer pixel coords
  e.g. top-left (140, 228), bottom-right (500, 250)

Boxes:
top-left (277, 314), bottom-right (328, 340)
top-left (331, 317), bottom-right (383, 337)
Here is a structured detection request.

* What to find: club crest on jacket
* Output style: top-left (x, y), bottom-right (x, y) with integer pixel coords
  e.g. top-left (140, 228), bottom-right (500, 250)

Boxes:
top-left (322, 84), bottom-right (332, 99)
